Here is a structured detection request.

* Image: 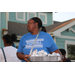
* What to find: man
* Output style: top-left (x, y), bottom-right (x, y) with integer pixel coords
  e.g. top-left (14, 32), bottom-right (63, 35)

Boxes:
top-left (17, 17), bottom-right (62, 62)
top-left (0, 34), bottom-right (21, 62)
top-left (59, 49), bottom-right (71, 62)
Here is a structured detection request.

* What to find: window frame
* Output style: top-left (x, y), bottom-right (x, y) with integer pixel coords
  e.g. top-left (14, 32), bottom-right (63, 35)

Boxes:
top-left (65, 40), bottom-right (75, 61)
top-left (16, 12), bottom-right (25, 21)
top-left (38, 12), bottom-right (47, 24)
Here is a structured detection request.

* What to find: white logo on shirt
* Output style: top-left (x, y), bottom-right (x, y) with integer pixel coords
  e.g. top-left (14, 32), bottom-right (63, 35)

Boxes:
top-left (25, 39), bottom-right (44, 48)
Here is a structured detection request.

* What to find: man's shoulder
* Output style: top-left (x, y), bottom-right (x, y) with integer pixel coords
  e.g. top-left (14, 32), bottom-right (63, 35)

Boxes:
top-left (21, 33), bottom-right (30, 39)
top-left (41, 31), bottom-right (51, 36)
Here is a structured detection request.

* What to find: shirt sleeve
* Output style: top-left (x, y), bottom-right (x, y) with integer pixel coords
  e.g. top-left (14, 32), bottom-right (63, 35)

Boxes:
top-left (17, 36), bottom-right (24, 53)
top-left (49, 42), bottom-right (58, 52)
top-left (47, 34), bottom-right (58, 52)
top-left (0, 49), bottom-right (2, 61)
top-left (0, 49), bottom-right (5, 62)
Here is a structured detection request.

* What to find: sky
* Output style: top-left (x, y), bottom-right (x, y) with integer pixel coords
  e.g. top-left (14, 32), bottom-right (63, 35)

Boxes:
top-left (53, 12), bottom-right (75, 22)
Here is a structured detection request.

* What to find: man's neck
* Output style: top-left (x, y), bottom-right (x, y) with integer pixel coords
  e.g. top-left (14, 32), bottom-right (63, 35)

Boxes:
top-left (31, 29), bottom-right (39, 35)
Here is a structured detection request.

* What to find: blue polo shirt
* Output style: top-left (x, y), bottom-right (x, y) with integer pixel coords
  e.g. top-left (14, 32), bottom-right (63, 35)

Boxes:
top-left (17, 31), bottom-right (58, 62)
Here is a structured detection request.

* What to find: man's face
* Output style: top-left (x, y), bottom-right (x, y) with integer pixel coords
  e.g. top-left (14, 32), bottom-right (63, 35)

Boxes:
top-left (27, 19), bottom-right (37, 32)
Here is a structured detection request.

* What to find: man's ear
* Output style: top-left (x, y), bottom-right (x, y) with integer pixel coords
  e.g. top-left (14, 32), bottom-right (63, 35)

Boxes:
top-left (35, 23), bottom-right (38, 27)
top-left (35, 23), bottom-right (38, 25)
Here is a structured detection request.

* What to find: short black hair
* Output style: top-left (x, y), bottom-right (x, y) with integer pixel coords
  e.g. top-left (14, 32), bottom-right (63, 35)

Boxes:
top-left (41, 26), bottom-right (46, 32)
top-left (31, 17), bottom-right (46, 32)
top-left (2, 34), bottom-right (17, 45)
top-left (59, 49), bottom-right (66, 55)
top-left (3, 34), bottom-right (13, 45)
top-left (31, 17), bottom-right (42, 29)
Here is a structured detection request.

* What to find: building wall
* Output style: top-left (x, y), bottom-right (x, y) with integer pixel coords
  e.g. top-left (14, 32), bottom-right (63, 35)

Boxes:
top-left (0, 12), bottom-right (1, 48)
top-left (0, 12), bottom-right (7, 48)
top-left (56, 26), bottom-right (75, 49)
top-left (72, 25), bottom-right (75, 29)
top-left (9, 12), bottom-right (53, 26)
top-left (56, 37), bottom-right (75, 49)
top-left (61, 25), bottom-right (75, 37)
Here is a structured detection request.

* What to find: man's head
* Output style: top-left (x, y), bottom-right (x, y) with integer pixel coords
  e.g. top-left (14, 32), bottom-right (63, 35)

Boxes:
top-left (59, 49), bottom-right (66, 55)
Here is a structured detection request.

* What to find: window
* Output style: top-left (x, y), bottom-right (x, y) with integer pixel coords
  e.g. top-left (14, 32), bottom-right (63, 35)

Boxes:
top-left (27, 12), bottom-right (36, 21)
top-left (16, 12), bottom-right (25, 21)
top-left (65, 40), bottom-right (75, 61)
top-left (38, 13), bottom-right (47, 24)
top-left (67, 44), bottom-right (75, 60)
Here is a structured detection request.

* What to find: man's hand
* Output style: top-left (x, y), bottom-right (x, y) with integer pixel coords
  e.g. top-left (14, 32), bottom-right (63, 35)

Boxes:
top-left (24, 55), bottom-right (31, 62)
